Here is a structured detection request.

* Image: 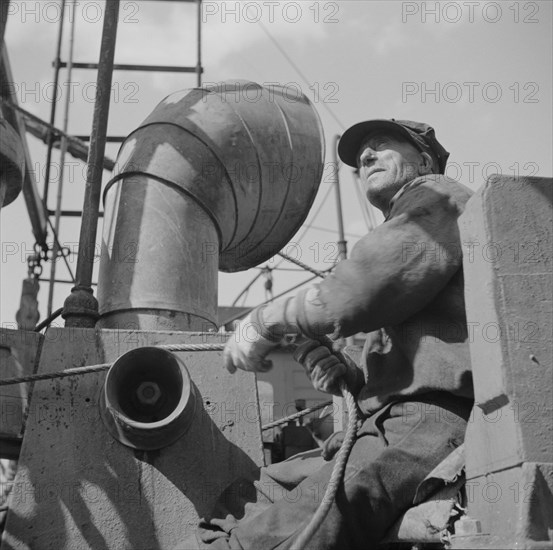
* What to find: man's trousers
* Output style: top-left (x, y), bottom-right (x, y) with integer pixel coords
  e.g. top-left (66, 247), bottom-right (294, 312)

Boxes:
top-left (195, 391), bottom-right (473, 550)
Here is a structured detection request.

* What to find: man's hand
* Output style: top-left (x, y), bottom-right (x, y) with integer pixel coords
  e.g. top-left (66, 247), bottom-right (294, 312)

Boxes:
top-left (293, 340), bottom-right (348, 396)
top-left (223, 311), bottom-right (281, 374)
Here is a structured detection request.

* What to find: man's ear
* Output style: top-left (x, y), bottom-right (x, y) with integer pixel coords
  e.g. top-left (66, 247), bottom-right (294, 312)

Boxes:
top-left (419, 152), bottom-right (434, 175)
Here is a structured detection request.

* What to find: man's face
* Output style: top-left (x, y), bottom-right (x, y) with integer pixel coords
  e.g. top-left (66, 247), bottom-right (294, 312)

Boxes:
top-left (356, 131), bottom-right (430, 213)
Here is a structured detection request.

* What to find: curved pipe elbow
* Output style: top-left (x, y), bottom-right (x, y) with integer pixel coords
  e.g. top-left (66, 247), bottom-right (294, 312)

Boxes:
top-left (98, 81), bottom-right (325, 331)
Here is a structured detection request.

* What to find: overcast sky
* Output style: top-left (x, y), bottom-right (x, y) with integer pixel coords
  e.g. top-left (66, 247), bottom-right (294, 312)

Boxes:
top-left (1, 0), bottom-right (552, 326)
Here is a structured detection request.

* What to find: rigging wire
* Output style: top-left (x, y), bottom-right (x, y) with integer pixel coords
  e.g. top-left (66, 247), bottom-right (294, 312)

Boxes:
top-left (309, 225), bottom-right (363, 239)
top-left (253, 18), bottom-right (345, 131)
top-left (220, 271), bottom-right (330, 327)
top-left (226, 9), bottom-right (355, 302)
top-left (271, 181), bottom-right (335, 272)
top-left (229, 181), bottom-right (336, 307)
top-left (231, 269), bottom-right (265, 307)
top-left (46, 216), bottom-right (76, 283)
top-left (277, 252), bottom-right (327, 279)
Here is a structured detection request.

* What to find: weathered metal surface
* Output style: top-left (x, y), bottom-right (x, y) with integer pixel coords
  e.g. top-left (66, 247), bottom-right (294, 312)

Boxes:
top-left (97, 81), bottom-right (324, 330)
top-left (2, 327), bottom-right (264, 549)
top-left (0, 329), bottom-right (43, 457)
top-left (455, 175), bottom-right (552, 548)
top-left (203, 81), bottom-right (326, 269)
top-left (97, 178), bottom-right (219, 331)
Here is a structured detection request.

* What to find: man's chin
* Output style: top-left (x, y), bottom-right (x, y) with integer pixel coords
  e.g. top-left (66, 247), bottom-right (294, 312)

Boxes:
top-left (365, 173), bottom-right (391, 192)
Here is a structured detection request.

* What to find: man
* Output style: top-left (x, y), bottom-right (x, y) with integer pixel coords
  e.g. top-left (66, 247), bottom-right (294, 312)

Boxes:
top-left (197, 119), bottom-right (474, 549)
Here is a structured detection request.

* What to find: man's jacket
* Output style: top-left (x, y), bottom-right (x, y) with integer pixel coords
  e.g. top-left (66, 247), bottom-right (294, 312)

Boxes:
top-left (314, 175), bottom-right (474, 414)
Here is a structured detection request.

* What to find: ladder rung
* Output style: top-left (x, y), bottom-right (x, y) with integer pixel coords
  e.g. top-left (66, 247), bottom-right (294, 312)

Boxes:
top-left (48, 210), bottom-right (104, 218)
top-left (59, 62), bottom-right (202, 73)
top-left (39, 278), bottom-right (98, 287)
top-left (75, 135), bottom-right (126, 143)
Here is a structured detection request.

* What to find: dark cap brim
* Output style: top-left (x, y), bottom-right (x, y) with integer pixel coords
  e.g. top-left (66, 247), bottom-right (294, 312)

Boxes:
top-left (338, 119), bottom-right (426, 168)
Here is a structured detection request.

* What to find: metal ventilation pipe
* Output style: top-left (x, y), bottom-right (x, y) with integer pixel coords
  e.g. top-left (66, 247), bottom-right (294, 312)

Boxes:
top-left (97, 81), bottom-right (325, 331)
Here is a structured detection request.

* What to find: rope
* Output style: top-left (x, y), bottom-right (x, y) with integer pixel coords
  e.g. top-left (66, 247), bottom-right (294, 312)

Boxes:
top-left (294, 382), bottom-right (359, 549)
top-left (261, 400), bottom-right (333, 431)
top-left (277, 252), bottom-right (328, 279)
top-left (0, 343), bottom-right (225, 386)
top-left (0, 363), bottom-right (113, 386)
top-left (156, 343), bottom-right (225, 353)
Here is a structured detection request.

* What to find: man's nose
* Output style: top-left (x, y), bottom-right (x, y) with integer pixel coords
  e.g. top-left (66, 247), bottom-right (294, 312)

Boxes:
top-left (359, 147), bottom-right (377, 167)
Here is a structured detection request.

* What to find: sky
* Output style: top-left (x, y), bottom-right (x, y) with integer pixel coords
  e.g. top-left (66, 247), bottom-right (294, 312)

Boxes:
top-left (1, 0), bottom-right (552, 327)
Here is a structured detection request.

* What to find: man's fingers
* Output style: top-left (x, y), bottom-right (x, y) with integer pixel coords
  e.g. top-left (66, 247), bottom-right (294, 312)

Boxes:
top-left (302, 347), bottom-right (333, 373)
top-left (293, 339), bottom-right (321, 363)
top-left (309, 356), bottom-right (339, 382)
top-left (223, 346), bottom-right (273, 374)
top-left (293, 342), bottom-right (348, 394)
top-left (311, 357), bottom-right (346, 394)
top-left (317, 356), bottom-right (344, 372)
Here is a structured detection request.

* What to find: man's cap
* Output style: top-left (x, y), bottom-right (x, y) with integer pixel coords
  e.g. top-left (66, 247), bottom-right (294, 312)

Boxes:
top-left (338, 119), bottom-right (450, 174)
